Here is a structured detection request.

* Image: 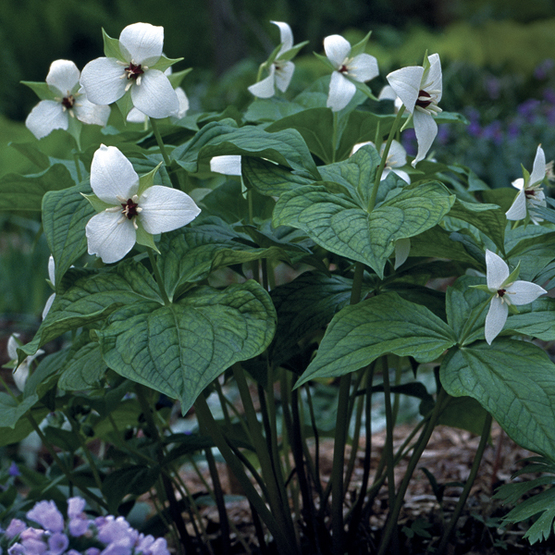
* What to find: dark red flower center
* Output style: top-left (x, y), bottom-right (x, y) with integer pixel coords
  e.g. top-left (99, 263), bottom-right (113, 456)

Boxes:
top-left (416, 89), bottom-right (432, 108)
top-left (339, 64), bottom-right (349, 74)
top-left (121, 198), bottom-right (140, 219)
top-left (125, 63), bottom-right (144, 81)
top-left (497, 288), bottom-right (507, 297)
top-left (62, 95), bottom-right (75, 109)
top-left (525, 189), bottom-right (536, 198)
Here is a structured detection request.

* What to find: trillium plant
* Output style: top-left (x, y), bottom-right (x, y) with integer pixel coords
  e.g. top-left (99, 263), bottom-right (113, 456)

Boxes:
top-left (2, 18), bottom-right (555, 555)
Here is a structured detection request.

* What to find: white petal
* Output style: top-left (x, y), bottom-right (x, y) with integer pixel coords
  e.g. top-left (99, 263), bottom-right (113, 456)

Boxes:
top-left (412, 110), bottom-right (437, 166)
top-left (384, 139), bottom-right (407, 168)
top-left (126, 107), bottom-right (147, 123)
top-left (46, 60), bottom-right (80, 96)
top-left (506, 281), bottom-right (546, 305)
top-left (74, 96), bottom-right (111, 126)
top-left (86, 211), bottom-right (137, 264)
top-left (379, 85), bottom-right (397, 101)
top-left (42, 293), bottom-right (56, 320)
top-left (210, 155), bottom-right (242, 176)
top-left (505, 189), bottom-right (527, 221)
top-left (424, 53), bottom-right (442, 101)
top-left (173, 87), bottom-right (189, 119)
top-left (511, 177), bottom-right (525, 191)
top-left (530, 145), bottom-right (546, 185)
top-left (48, 255), bottom-right (55, 283)
top-left (13, 363), bottom-right (30, 392)
top-left (130, 69), bottom-right (179, 119)
top-left (274, 61), bottom-right (295, 93)
top-left (80, 57), bottom-right (127, 105)
top-left (138, 186), bottom-right (201, 234)
top-left (25, 100), bottom-right (68, 139)
top-left (327, 71), bottom-right (356, 112)
top-left (485, 249), bottom-right (509, 291)
top-left (391, 168), bottom-right (411, 184)
top-left (248, 69), bottom-right (276, 98)
top-left (394, 238), bottom-right (411, 269)
top-left (271, 21), bottom-right (293, 55)
top-left (349, 53), bottom-right (379, 83)
top-left (7, 334), bottom-right (19, 359)
top-left (119, 22), bottom-right (163, 65)
top-left (485, 297), bottom-right (508, 344)
top-left (351, 141), bottom-right (373, 156)
top-left (324, 35), bottom-right (351, 69)
top-left (90, 145), bottom-right (139, 203)
top-left (386, 66), bottom-right (424, 113)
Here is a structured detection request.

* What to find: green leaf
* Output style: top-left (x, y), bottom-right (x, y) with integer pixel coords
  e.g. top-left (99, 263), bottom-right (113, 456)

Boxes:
top-left (506, 230), bottom-right (555, 281)
top-left (59, 336), bottom-right (106, 391)
top-left (273, 181), bottom-right (454, 278)
top-left (95, 281), bottom-right (276, 414)
top-left (244, 97), bottom-right (305, 123)
top-left (102, 465), bottom-right (161, 513)
top-left (270, 272), bottom-right (370, 365)
top-left (504, 298), bottom-right (555, 341)
top-left (297, 292), bottom-right (456, 386)
top-left (42, 183), bottom-right (95, 285)
top-left (0, 164), bottom-right (76, 211)
top-left (437, 395), bottom-right (489, 436)
top-left (409, 226), bottom-right (480, 265)
top-left (9, 142), bottom-right (51, 170)
top-left (102, 28), bottom-right (124, 61)
top-left (243, 157), bottom-right (311, 197)
top-left (0, 392), bottom-right (39, 429)
top-left (440, 340), bottom-right (555, 458)
top-left (171, 119), bottom-right (319, 178)
top-left (0, 406), bottom-right (50, 446)
top-left (21, 81), bottom-right (57, 101)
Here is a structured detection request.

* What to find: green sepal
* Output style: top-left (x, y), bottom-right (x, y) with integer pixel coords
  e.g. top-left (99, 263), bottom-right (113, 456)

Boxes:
top-left (81, 193), bottom-right (113, 213)
top-left (167, 68), bottom-right (193, 88)
top-left (353, 80), bottom-right (378, 102)
top-left (314, 51), bottom-right (336, 72)
top-left (470, 284), bottom-right (490, 294)
top-left (135, 225), bottom-right (159, 252)
top-left (521, 164), bottom-right (530, 185)
top-left (421, 50), bottom-right (430, 70)
top-left (151, 55), bottom-right (184, 73)
top-left (278, 40), bottom-right (309, 61)
top-left (350, 30), bottom-right (372, 57)
top-left (503, 260), bottom-right (521, 287)
top-left (116, 92), bottom-right (134, 119)
top-left (265, 43), bottom-right (284, 67)
top-left (21, 81), bottom-right (57, 101)
top-left (102, 28), bottom-right (125, 61)
top-left (137, 162), bottom-right (163, 196)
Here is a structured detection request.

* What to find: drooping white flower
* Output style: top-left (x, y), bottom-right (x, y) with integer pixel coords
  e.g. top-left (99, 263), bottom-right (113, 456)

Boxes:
top-left (324, 34), bottom-right (379, 111)
top-left (85, 145), bottom-right (200, 264)
top-left (483, 249), bottom-right (546, 344)
top-left (505, 145), bottom-right (547, 224)
top-left (6, 334), bottom-right (44, 392)
top-left (80, 23), bottom-right (179, 119)
top-left (351, 140), bottom-right (410, 184)
top-left (249, 21), bottom-right (303, 98)
top-left (42, 255), bottom-right (56, 320)
top-left (24, 60), bottom-right (110, 139)
top-left (387, 53), bottom-right (442, 166)
top-left (210, 155), bottom-right (242, 176)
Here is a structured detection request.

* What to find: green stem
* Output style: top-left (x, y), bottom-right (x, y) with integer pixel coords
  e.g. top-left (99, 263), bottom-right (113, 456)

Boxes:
top-left (67, 415), bottom-right (103, 492)
top-left (381, 356), bottom-right (397, 514)
top-left (150, 117), bottom-right (172, 167)
top-left (148, 248), bottom-right (171, 305)
top-left (368, 105), bottom-right (406, 213)
top-left (376, 387), bottom-right (449, 555)
top-left (73, 152), bottom-right (83, 183)
top-left (332, 110), bottom-right (339, 163)
top-left (437, 412), bottom-right (493, 554)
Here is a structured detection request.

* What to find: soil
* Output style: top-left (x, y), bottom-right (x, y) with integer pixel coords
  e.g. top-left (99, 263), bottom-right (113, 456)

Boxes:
top-left (178, 421), bottom-right (555, 554)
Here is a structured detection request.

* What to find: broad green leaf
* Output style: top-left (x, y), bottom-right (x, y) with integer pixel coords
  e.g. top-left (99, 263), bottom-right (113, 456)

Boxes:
top-left (505, 489), bottom-right (555, 544)
top-left (273, 181), bottom-right (454, 278)
top-left (21, 262), bottom-right (162, 357)
top-left (505, 298), bottom-right (555, 341)
top-left (436, 395), bottom-right (488, 436)
top-left (244, 97), bottom-right (305, 123)
top-left (9, 142), bottom-right (51, 170)
top-left (447, 199), bottom-right (506, 252)
top-left (23, 351), bottom-right (66, 399)
top-left (0, 164), bottom-right (75, 211)
top-left (440, 340), bottom-right (555, 458)
top-left (42, 183), bottom-right (95, 285)
top-left (171, 119), bottom-right (319, 178)
top-left (297, 292), bottom-right (456, 386)
top-left (243, 157), bottom-right (311, 197)
top-left (102, 465), bottom-right (161, 513)
top-left (0, 392), bottom-right (39, 429)
top-left (95, 281), bottom-right (276, 414)
top-left (506, 231), bottom-right (555, 281)
top-left (409, 226), bottom-right (480, 265)
top-left (58, 337), bottom-right (106, 391)
top-left (270, 272), bottom-right (370, 365)
top-left (0, 406), bottom-right (50, 446)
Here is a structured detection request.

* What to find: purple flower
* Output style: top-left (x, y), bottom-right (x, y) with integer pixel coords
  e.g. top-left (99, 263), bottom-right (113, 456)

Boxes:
top-left (8, 461), bottom-right (20, 477)
top-left (48, 532), bottom-right (69, 555)
top-left (534, 58), bottom-right (554, 80)
top-left (85, 549), bottom-right (101, 555)
top-left (5, 518), bottom-right (27, 539)
top-left (67, 497), bottom-right (86, 519)
top-left (97, 516), bottom-right (137, 547)
top-left (7, 543), bottom-right (26, 555)
top-left (26, 500), bottom-right (64, 533)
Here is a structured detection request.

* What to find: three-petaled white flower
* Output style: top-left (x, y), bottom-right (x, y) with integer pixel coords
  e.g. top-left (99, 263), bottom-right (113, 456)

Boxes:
top-left (324, 34), bottom-right (379, 112)
top-left (387, 53), bottom-right (442, 166)
top-left (483, 249), bottom-right (546, 344)
top-left (25, 60), bottom-right (110, 139)
top-left (6, 334), bottom-right (44, 392)
top-left (85, 145), bottom-right (200, 264)
top-left (80, 22), bottom-right (179, 119)
top-left (351, 140), bottom-right (410, 184)
top-left (505, 145), bottom-right (547, 225)
top-left (249, 21), bottom-right (303, 99)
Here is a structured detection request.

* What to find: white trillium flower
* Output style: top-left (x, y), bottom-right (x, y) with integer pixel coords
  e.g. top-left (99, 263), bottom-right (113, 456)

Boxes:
top-left (80, 22), bottom-right (179, 119)
top-left (42, 255), bottom-right (56, 320)
top-left (7, 334), bottom-right (44, 392)
top-left (387, 53), bottom-right (443, 166)
top-left (505, 145), bottom-right (547, 224)
top-left (25, 60), bottom-right (110, 139)
top-left (351, 140), bottom-right (410, 184)
top-left (324, 34), bottom-right (379, 112)
top-left (85, 145), bottom-right (201, 264)
top-left (249, 21), bottom-right (298, 98)
top-left (483, 249), bottom-right (546, 344)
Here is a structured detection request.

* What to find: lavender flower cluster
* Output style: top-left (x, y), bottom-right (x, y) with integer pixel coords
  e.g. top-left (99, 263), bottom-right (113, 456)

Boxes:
top-left (0, 498), bottom-right (169, 555)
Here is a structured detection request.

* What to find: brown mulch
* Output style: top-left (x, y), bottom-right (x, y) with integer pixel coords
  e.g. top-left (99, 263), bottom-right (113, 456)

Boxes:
top-left (178, 422), bottom-right (555, 554)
